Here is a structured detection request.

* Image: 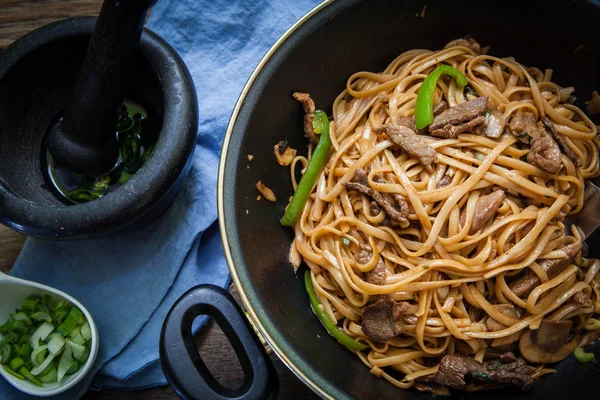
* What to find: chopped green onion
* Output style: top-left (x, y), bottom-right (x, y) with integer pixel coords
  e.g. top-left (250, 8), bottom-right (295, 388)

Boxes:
top-left (35, 304), bottom-right (51, 314)
top-left (415, 64), bottom-right (468, 130)
top-left (31, 312), bottom-right (52, 323)
top-left (67, 340), bottom-right (86, 361)
top-left (12, 312), bottom-right (33, 326)
top-left (281, 110), bottom-right (332, 226)
top-left (54, 306), bottom-right (71, 325)
top-left (2, 365), bottom-right (24, 380)
top-left (31, 345), bottom-right (48, 366)
top-left (1, 331), bottom-right (18, 345)
top-left (9, 357), bottom-right (24, 371)
top-left (11, 321), bottom-right (28, 336)
top-left (80, 322), bottom-right (91, 341)
top-left (0, 293), bottom-right (91, 385)
top-left (574, 346), bottom-right (595, 363)
top-left (48, 297), bottom-right (66, 313)
top-left (78, 346), bottom-right (91, 364)
top-left (304, 271), bottom-right (369, 351)
top-left (57, 308), bottom-right (83, 336)
top-left (69, 328), bottom-right (85, 346)
top-left (0, 343), bottom-right (14, 365)
top-left (39, 367), bottom-right (57, 383)
top-left (30, 322), bottom-right (54, 346)
top-left (340, 237), bottom-right (351, 247)
top-left (19, 366), bottom-right (42, 386)
top-left (18, 335), bottom-right (30, 345)
top-left (30, 353), bottom-right (57, 376)
top-left (66, 359), bottom-right (80, 375)
top-left (19, 343), bottom-right (32, 359)
top-left (21, 296), bottom-right (40, 313)
top-left (57, 346), bottom-right (74, 382)
top-left (47, 333), bottom-right (66, 355)
top-left (0, 320), bottom-right (12, 333)
top-left (38, 361), bottom-right (55, 378)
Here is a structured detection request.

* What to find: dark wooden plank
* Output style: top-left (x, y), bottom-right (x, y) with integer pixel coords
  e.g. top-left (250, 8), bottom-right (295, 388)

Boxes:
top-left (0, 0), bottom-right (102, 48)
top-left (0, 2), bottom-right (320, 398)
top-left (0, 226), bottom-right (26, 273)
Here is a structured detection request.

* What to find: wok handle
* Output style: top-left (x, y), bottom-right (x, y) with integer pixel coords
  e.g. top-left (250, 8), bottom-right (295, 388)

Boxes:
top-left (159, 284), bottom-right (279, 400)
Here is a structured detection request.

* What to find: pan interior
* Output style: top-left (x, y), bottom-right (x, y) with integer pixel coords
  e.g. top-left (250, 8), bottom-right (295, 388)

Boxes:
top-left (221, 0), bottom-right (600, 398)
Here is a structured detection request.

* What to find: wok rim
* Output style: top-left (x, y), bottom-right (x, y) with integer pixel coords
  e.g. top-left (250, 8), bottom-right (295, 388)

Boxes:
top-left (217, 1), bottom-right (336, 398)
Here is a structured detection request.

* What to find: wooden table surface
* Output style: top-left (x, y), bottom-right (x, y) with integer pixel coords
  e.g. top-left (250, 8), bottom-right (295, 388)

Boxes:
top-left (0, 1), bottom-right (318, 399)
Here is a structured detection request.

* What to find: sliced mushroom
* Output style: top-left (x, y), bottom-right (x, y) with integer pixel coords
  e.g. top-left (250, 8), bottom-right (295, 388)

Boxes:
top-left (255, 180), bottom-right (276, 202)
top-left (519, 319), bottom-right (579, 363)
top-left (487, 306), bottom-right (522, 347)
top-left (586, 90), bottom-right (600, 116)
top-left (273, 140), bottom-right (297, 166)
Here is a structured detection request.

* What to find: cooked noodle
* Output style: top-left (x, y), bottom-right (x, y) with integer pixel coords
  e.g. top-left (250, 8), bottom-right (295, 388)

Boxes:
top-left (287, 38), bottom-right (600, 391)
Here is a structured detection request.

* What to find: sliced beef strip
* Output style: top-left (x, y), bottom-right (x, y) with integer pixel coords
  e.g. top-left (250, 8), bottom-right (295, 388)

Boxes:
top-left (365, 258), bottom-right (387, 285)
top-left (460, 190), bottom-right (505, 234)
top-left (344, 170), bottom-right (409, 224)
top-left (509, 111), bottom-right (563, 173)
top-left (370, 200), bottom-right (399, 228)
top-left (484, 110), bottom-right (507, 138)
top-left (373, 175), bottom-right (410, 220)
top-left (429, 96), bottom-right (488, 131)
top-left (397, 116), bottom-right (416, 131)
top-left (370, 200), bottom-right (381, 217)
top-left (431, 115), bottom-right (486, 139)
top-left (437, 174), bottom-right (453, 188)
top-left (510, 240), bottom-right (582, 297)
top-left (391, 193), bottom-right (409, 218)
top-left (292, 92), bottom-right (318, 145)
top-left (470, 190), bottom-right (505, 234)
top-left (384, 119), bottom-right (436, 172)
top-left (432, 353), bottom-right (534, 390)
top-left (541, 116), bottom-right (582, 167)
top-left (354, 243), bottom-right (381, 276)
top-left (527, 134), bottom-right (562, 174)
top-left (433, 101), bottom-right (448, 116)
top-left (354, 167), bottom-right (369, 185)
top-left (354, 249), bottom-right (371, 264)
top-left (509, 111), bottom-right (539, 144)
top-left (358, 242), bottom-right (373, 252)
top-left (361, 296), bottom-right (409, 341)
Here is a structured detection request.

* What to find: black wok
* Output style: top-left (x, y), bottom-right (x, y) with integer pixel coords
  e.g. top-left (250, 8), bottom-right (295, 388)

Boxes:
top-left (160, 0), bottom-right (600, 398)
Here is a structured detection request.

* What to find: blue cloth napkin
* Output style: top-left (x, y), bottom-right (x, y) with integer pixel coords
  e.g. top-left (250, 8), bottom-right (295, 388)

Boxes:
top-left (0, 0), bottom-right (320, 398)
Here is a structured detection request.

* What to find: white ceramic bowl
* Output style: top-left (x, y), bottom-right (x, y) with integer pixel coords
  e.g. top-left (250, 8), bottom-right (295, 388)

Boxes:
top-left (0, 272), bottom-right (99, 396)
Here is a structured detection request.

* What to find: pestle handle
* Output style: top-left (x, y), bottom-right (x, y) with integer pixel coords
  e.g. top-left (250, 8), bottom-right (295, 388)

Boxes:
top-left (47, 0), bottom-right (158, 176)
